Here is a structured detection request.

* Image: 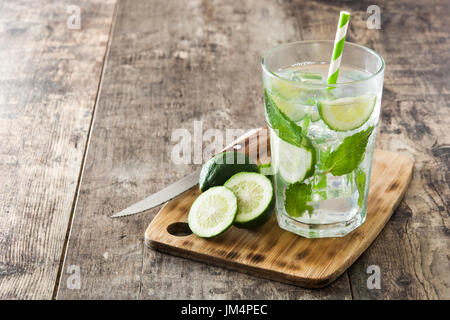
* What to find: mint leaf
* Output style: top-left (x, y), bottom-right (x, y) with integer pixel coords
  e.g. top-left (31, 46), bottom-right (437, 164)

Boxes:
top-left (324, 126), bottom-right (374, 176)
top-left (315, 174), bottom-right (327, 189)
top-left (312, 174), bottom-right (327, 200)
top-left (355, 169), bottom-right (366, 207)
top-left (301, 115), bottom-right (310, 132)
top-left (285, 182), bottom-right (314, 217)
top-left (318, 147), bottom-right (332, 171)
top-left (264, 89), bottom-right (303, 148)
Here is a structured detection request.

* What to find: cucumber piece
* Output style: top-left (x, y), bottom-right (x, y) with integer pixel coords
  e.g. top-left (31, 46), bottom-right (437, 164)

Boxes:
top-left (199, 151), bottom-right (258, 191)
top-left (258, 163), bottom-right (273, 176)
top-left (272, 135), bottom-right (316, 184)
top-left (224, 172), bottom-right (274, 228)
top-left (188, 186), bottom-right (237, 238)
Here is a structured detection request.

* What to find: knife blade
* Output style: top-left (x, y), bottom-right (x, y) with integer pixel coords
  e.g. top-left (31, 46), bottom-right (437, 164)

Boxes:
top-left (111, 169), bottom-right (201, 218)
top-left (111, 127), bottom-right (267, 218)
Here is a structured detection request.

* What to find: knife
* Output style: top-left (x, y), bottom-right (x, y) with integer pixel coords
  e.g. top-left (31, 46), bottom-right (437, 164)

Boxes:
top-left (110, 169), bottom-right (201, 218)
top-left (111, 128), bottom-right (266, 218)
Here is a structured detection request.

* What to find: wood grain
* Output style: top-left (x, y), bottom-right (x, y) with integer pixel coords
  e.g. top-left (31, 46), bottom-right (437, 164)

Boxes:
top-left (0, 0), bottom-right (116, 299)
top-left (279, 0), bottom-right (450, 300)
top-left (288, 0), bottom-right (450, 299)
top-left (145, 128), bottom-right (414, 288)
top-left (56, 0), bottom-right (352, 299)
top-left (55, 0), bottom-right (449, 299)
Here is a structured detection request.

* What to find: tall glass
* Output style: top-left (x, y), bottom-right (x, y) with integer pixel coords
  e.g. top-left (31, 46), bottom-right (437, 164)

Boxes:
top-left (262, 41), bottom-right (385, 238)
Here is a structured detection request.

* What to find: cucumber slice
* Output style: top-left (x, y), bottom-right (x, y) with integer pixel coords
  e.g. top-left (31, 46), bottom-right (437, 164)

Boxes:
top-left (272, 135), bottom-right (315, 184)
top-left (318, 95), bottom-right (376, 131)
top-left (224, 172), bottom-right (274, 228)
top-left (188, 186), bottom-right (237, 238)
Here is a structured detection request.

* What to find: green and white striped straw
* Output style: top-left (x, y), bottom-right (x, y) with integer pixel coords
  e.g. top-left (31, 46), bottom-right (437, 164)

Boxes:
top-left (327, 11), bottom-right (351, 84)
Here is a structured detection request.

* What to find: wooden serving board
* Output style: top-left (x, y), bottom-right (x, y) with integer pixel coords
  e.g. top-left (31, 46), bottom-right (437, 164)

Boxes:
top-left (145, 128), bottom-right (414, 288)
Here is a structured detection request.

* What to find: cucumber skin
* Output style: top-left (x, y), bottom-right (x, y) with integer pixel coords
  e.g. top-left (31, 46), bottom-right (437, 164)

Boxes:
top-left (224, 172), bottom-right (275, 229)
top-left (190, 217), bottom-right (235, 238)
top-left (301, 136), bottom-right (317, 181)
top-left (199, 152), bottom-right (258, 192)
top-left (233, 195), bottom-right (274, 229)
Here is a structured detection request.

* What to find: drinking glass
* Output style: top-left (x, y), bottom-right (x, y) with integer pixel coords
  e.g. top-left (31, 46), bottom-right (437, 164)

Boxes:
top-left (261, 41), bottom-right (385, 238)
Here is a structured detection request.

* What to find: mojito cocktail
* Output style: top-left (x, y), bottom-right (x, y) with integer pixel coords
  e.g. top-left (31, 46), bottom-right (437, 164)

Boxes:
top-left (262, 41), bottom-right (385, 238)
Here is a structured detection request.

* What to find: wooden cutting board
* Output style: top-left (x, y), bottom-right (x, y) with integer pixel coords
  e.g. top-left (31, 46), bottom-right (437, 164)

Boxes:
top-left (145, 127), bottom-right (414, 288)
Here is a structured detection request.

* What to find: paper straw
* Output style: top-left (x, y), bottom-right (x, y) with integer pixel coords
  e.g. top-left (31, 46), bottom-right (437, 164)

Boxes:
top-left (327, 11), bottom-right (350, 84)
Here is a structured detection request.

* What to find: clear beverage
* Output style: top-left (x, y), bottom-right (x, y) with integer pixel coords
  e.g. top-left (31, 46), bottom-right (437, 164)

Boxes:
top-left (262, 41), bottom-right (385, 238)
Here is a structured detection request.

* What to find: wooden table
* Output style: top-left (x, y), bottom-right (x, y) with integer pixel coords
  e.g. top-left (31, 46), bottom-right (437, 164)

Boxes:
top-left (0, 0), bottom-right (448, 299)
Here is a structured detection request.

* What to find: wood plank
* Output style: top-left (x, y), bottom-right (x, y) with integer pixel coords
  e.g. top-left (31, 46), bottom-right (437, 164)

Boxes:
top-left (350, 1), bottom-right (450, 299)
top-left (0, 0), bottom-right (116, 299)
top-left (145, 127), bottom-right (414, 288)
top-left (57, 0), bottom-right (352, 299)
top-left (291, 0), bottom-right (450, 299)
top-left (58, 0), bottom-right (449, 299)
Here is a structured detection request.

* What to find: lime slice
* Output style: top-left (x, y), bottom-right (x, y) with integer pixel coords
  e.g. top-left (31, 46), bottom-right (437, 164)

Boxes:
top-left (188, 186), bottom-right (237, 238)
top-left (224, 172), bottom-right (274, 228)
top-left (269, 93), bottom-right (306, 122)
top-left (272, 135), bottom-right (315, 184)
top-left (318, 95), bottom-right (376, 131)
top-left (271, 77), bottom-right (301, 99)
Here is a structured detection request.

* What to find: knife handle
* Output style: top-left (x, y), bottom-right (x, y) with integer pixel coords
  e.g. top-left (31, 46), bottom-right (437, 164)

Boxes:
top-left (221, 126), bottom-right (270, 164)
